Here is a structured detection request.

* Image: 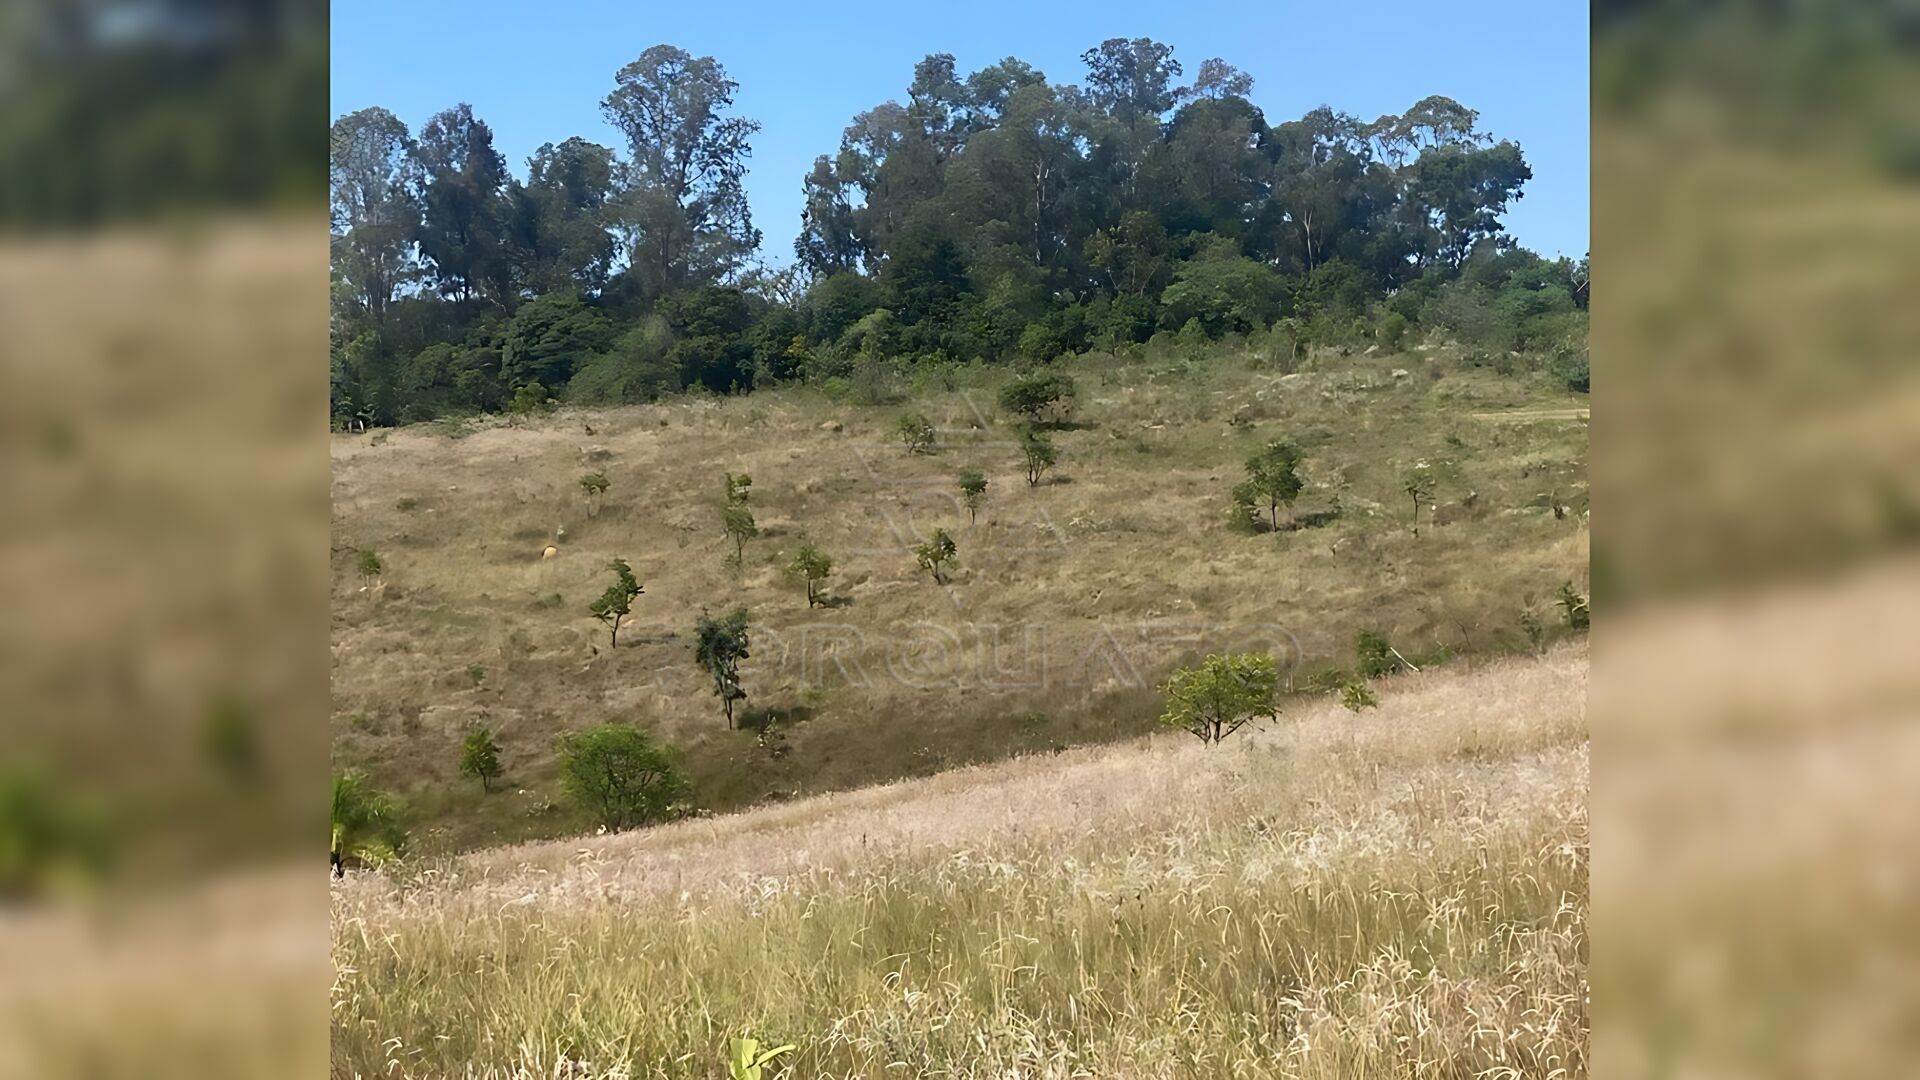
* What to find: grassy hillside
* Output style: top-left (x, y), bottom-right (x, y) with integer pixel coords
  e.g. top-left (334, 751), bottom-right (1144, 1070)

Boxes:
top-left (331, 643), bottom-right (1588, 1078)
top-left (330, 343), bottom-right (1587, 851)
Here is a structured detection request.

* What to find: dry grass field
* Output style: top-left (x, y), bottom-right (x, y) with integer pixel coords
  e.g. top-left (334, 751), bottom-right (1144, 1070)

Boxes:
top-left (330, 346), bottom-right (1588, 851)
top-left (332, 642), bottom-right (1588, 1079)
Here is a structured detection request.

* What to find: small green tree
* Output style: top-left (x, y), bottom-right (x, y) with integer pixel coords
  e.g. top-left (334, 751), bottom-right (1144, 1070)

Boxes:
top-left (723, 503), bottom-right (759, 564)
top-left (896, 412), bottom-right (935, 454)
top-left (1019, 429), bottom-right (1057, 486)
top-left (1339, 679), bottom-right (1379, 712)
top-left (1556, 581), bottom-right (1590, 631)
top-left (914, 527), bottom-right (957, 584)
top-left (998, 371), bottom-right (1077, 425)
top-left (589, 557), bottom-right (643, 647)
top-left (508, 381), bottom-right (551, 415)
top-left (1356, 629), bottom-right (1402, 679)
top-left (356, 548), bottom-right (382, 583)
top-left (957, 469), bottom-right (989, 523)
top-left (1159, 653), bottom-right (1279, 745)
top-left (723, 471), bottom-right (753, 505)
top-left (556, 724), bottom-right (689, 830)
top-left (786, 543), bottom-right (834, 608)
top-left (579, 471), bottom-right (609, 516)
top-left (330, 770), bottom-right (404, 877)
top-left (1243, 441), bottom-right (1304, 531)
top-left (459, 725), bottom-right (503, 791)
top-left (1403, 465), bottom-right (1435, 537)
top-left (695, 607), bottom-right (753, 729)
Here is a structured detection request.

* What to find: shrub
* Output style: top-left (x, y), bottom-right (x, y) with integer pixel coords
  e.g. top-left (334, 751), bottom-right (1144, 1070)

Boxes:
top-left (331, 770), bottom-right (405, 876)
top-left (896, 412), bottom-right (936, 454)
top-left (998, 371), bottom-right (1077, 425)
top-left (957, 469), bottom-right (988, 523)
top-left (459, 725), bottom-right (503, 791)
top-left (694, 607), bottom-right (753, 729)
top-left (785, 543), bottom-right (833, 608)
top-left (1158, 652), bottom-right (1279, 745)
top-left (1556, 581), bottom-right (1590, 630)
top-left (1242, 441), bottom-right (1305, 532)
top-left (1376, 310), bottom-right (1410, 350)
top-left (508, 381), bottom-right (552, 415)
top-left (556, 725), bottom-right (689, 831)
top-left (915, 528), bottom-right (957, 584)
top-left (356, 548), bottom-right (382, 582)
top-left (1339, 679), bottom-right (1380, 712)
top-left (1356, 629), bottom-right (1402, 679)
top-left (588, 557), bottom-right (643, 647)
top-left (1019, 429), bottom-right (1057, 486)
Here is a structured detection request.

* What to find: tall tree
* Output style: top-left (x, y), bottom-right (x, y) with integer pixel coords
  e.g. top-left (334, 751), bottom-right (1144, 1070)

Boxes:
top-left (602, 45), bottom-right (763, 301)
top-left (410, 103), bottom-right (510, 302)
top-left (508, 137), bottom-right (618, 295)
top-left (794, 155), bottom-right (862, 277)
top-left (330, 107), bottom-right (419, 320)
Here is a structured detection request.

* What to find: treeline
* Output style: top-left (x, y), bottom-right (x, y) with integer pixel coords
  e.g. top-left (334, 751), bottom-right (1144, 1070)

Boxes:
top-left (330, 39), bottom-right (1588, 427)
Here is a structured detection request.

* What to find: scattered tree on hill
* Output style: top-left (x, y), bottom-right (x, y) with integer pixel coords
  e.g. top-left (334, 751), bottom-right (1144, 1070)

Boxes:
top-left (459, 725), bottom-right (503, 791)
top-left (579, 471), bottom-right (609, 516)
top-left (356, 548), bottom-right (382, 583)
top-left (1159, 652), bottom-right (1278, 745)
top-left (1556, 581), bottom-right (1590, 630)
top-left (1403, 465), bottom-right (1435, 536)
top-left (330, 770), bottom-right (404, 877)
top-left (722, 503), bottom-right (759, 564)
top-left (589, 557), bottom-right (643, 647)
top-left (1356, 629), bottom-right (1403, 679)
top-left (1242, 440), bottom-right (1304, 531)
top-left (786, 543), bottom-right (833, 608)
top-left (957, 469), bottom-right (989, 523)
top-left (694, 607), bottom-right (752, 729)
top-left (998, 372), bottom-right (1077, 425)
top-left (915, 528), bottom-right (957, 584)
top-left (556, 724), bottom-right (689, 830)
top-left (896, 413), bottom-right (936, 454)
top-left (1019, 429), bottom-right (1057, 486)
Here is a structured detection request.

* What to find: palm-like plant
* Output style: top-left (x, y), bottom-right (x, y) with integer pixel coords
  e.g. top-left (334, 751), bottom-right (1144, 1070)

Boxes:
top-left (330, 770), bottom-right (404, 877)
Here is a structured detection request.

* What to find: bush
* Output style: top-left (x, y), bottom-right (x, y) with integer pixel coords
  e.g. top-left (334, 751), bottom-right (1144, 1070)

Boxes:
top-left (998, 371), bottom-right (1077, 425)
top-left (459, 726), bottom-right (503, 791)
top-left (1159, 652), bottom-right (1279, 744)
top-left (556, 725), bottom-right (689, 831)
top-left (1356, 629), bottom-right (1401, 679)
top-left (896, 413), bottom-right (935, 454)
top-left (1339, 680), bottom-right (1380, 712)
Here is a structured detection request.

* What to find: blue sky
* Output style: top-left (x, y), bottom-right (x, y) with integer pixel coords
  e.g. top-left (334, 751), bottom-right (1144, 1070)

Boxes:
top-left (332, 0), bottom-right (1589, 264)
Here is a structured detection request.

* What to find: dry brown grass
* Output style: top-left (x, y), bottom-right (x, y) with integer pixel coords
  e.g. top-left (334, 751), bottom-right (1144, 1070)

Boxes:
top-left (331, 349), bottom-right (1587, 850)
top-left (332, 643), bottom-right (1588, 1079)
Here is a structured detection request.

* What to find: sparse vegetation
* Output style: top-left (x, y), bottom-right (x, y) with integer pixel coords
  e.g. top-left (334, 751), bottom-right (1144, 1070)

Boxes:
top-left (694, 607), bottom-right (752, 729)
top-left (1019, 429), bottom-right (1057, 486)
top-left (588, 557), bottom-right (643, 648)
top-left (957, 469), bottom-right (988, 523)
top-left (556, 724), bottom-right (689, 831)
top-left (895, 413), bottom-right (935, 454)
top-left (1157, 652), bottom-right (1278, 744)
top-left (785, 543), bottom-right (833, 608)
top-left (1405, 465), bottom-right (1436, 537)
top-left (914, 528), bottom-right (957, 584)
top-left (355, 548), bottom-right (382, 583)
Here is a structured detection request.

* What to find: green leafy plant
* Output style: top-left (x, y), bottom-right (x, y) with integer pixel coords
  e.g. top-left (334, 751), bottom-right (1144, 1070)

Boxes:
top-left (589, 557), bottom-right (643, 647)
top-left (331, 770), bottom-right (405, 877)
top-left (914, 527), bottom-right (957, 584)
top-left (1356, 629), bottom-right (1402, 679)
top-left (957, 469), bottom-right (988, 523)
top-left (695, 607), bottom-right (753, 729)
top-left (459, 725), bottom-right (503, 791)
top-left (786, 543), bottom-right (833, 608)
top-left (997, 370), bottom-right (1077, 424)
top-left (1403, 465), bottom-right (1435, 537)
top-left (1339, 679), bottom-right (1379, 712)
top-left (1019, 429), bottom-right (1057, 486)
top-left (896, 412), bottom-right (935, 454)
top-left (1158, 652), bottom-right (1279, 745)
top-left (556, 724), bottom-right (689, 831)
top-left (726, 1037), bottom-right (796, 1080)
top-left (1242, 440), bottom-right (1304, 531)
top-left (356, 548), bottom-right (382, 582)
top-left (723, 503), bottom-right (759, 564)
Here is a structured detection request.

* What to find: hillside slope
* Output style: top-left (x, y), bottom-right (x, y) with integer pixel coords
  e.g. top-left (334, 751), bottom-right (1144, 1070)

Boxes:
top-left (330, 345), bottom-right (1588, 850)
top-left (332, 643), bottom-right (1589, 1078)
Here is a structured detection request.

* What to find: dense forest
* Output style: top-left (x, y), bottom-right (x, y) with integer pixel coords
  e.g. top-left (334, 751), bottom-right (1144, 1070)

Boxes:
top-left (329, 39), bottom-right (1588, 427)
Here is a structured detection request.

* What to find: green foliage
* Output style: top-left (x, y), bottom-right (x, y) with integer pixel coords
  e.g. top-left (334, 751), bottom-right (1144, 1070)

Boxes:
top-left (589, 557), bottom-right (643, 647)
top-left (1403, 465), bottom-right (1436, 536)
top-left (786, 543), bottom-right (834, 608)
top-left (0, 763), bottom-right (110, 899)
top-left (896, 412), bottom-right (936, 454)
top-left (331, 770), bottom-right (405, 875)
top-left (722, 503), bottom-right (759, 564)
top-left (460, 726), bottom-right (504, 791)
top-left (1376, 310), bottom-right (1410, 350)
top-left (695, 607), bottom-right (753, 728)
top-left (508, 381), bottom-right (553, 415)
top-left (1160, 237), bottom-right (1286, 337)
top-left (1242, 441), bottom-right (1305, 531)
top-left (356, 548), bottom-right (383, 580)
top-left (957, 469), bottom-right (989, 523)
top-left (1556, 581), bottom-right (1590, 631)
top-left (1159, 652), bottom-right (1279, 744)
top-left (727, 1037), bottom-right (797, 1080)
top-left (556, 725), bottom-right (689, 831)
top-left (1019, 429), bottom-right (1058, 486)
top-left (1339, 679), bottom-right (1380, 712)
top-left (502, 295), bottom-right (617, 389)
top-left (998, 372), bottom-right (1077, 425)
top-left (914, 528), bottom-right (958, 583)
top-left (724, 471), bottom-right (753, 505)
top-left (1356, 630), bottom-right (1402, 679)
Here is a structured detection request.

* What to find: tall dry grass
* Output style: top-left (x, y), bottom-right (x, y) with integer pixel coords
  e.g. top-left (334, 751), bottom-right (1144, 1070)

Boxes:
top-left (332, 645), bottom-right (1587, 1079)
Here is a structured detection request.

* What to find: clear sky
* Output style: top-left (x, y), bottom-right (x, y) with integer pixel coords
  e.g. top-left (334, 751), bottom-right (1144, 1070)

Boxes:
top-left (331, 0), bottom-right (1589, 265)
